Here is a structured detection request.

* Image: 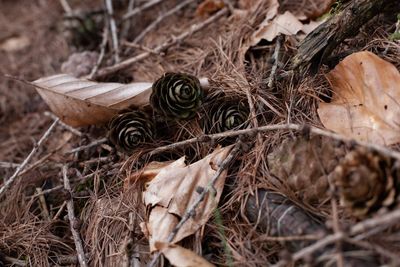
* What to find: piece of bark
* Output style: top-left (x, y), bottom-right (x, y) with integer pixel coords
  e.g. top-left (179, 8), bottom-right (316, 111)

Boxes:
top-left (292, 0), bottom-right (400, 74)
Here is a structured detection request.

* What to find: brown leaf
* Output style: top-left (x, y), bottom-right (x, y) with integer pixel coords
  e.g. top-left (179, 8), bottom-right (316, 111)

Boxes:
top-left (32, 74), bottom-right (152, 127)
top-left (318, 51), bottom-right (400, 145)
top-left (155, 242), bottom-right (215, 267)
top-left (143, 146), bottom-right (233, 250)
top-left (195, 0), bottom-right (225, 17)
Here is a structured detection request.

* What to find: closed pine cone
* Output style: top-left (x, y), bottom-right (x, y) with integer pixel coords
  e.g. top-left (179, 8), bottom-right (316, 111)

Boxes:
top-left (332, 147), bottom-right (398, 219)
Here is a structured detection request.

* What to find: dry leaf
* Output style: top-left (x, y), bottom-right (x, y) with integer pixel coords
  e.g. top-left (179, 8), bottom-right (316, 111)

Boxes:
top-left (143, 146), bottom-right (233, 251)
top-left (124, 161), bottom-right (173, 188)
top-left (0, 35), bottom-right (30, 52)
top-left (155, 242), bottom-right (215, 267)
top-left (251, 11), bottom-right (303, 45)
top-left (32, 74), bottom-right (152, 127)
top-left (318, 51), bottom-right (400, 145)
top-left (196, 0), bottom-right (225, 17)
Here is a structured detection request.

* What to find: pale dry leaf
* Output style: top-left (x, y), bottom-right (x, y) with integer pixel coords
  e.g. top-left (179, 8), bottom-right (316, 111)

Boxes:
top-left (32, 74), bottom-right (152, 127)
top-left (155, 242), bottom-right (215, 267)
top-left (124, 161), bottom-right (174, 189)
top-left (318, 51), bottom-right (400, 145)
top-left (195, 0), bottom-right (225, 17)
top-left (251, 11), bottom-right (303, 45)
top-left (0, 35), bottom-right (30, 52)
top-left (143, 146), bottom-right (233, 250)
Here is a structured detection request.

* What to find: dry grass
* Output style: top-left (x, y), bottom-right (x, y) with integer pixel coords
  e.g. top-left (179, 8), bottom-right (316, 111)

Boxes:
top-left (1, 0), bottom-right (400, 266)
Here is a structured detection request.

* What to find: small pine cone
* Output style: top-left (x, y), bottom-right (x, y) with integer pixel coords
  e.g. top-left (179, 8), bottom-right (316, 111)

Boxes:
top-left (268, 136), bottom-right (343, 205)
top-left (332, 148), bottom-right (398, 218)
top-left (202, 97), bottom-right (249, 134)
top-left (150, 73), bottom-right (204, 119)
top-left (108, 110), bottom-right (154, 152)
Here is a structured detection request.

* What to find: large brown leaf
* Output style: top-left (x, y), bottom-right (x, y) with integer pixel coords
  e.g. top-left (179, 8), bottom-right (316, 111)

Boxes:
top-left (32, 74), bottom-right (152, 127)
top-left (141, 146), bottom-right (233, 251)
top-left (318, 51), bottom-right (400, 145)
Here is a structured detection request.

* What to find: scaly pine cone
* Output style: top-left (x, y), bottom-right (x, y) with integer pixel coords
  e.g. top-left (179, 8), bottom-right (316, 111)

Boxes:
top-left (150, 73), bottom-right (204, 119)
top-left (268, 136), bottom-right (343, 205)
top-left (332, 148), bottom-right (398, 218)
top-left (203, 98), bottom-right (250, 134)
top-left (108, 110), bottom-right (154, 152)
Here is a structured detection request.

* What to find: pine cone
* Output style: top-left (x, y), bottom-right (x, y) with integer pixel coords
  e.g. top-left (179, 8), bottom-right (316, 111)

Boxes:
top-left (332, 148), bottom-right (398, 218)
top-left (108, 110), bottom-right (154, 152)
top-left (268, 136), bottom-right (343, 205)
top-left (150, 73), bottom-right (204, 119)
top-left (202, 97), bottom-right (249, 134)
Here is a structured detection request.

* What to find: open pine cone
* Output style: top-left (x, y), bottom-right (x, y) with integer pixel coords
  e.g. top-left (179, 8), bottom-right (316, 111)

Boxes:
top-left (202, 96), bottom-right (249, 134)
top-left (268, 136), bottom-right (344, 205)
top-left (332, 148), bottom-right (399, 218)
top-left (108, 110), bottom-right (154, 152)
top-left (150, 72), bottom-right (204, 119)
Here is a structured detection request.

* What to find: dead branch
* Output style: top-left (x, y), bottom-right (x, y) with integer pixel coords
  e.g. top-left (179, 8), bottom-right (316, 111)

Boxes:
top-left (44, 112), bottom-right (83, 137)
top-left (93, 8), bottom-right (228, 78)
top-left (292, 0), bottom-right (400, 74)
top-left (267, 35), bottom-right (283, 88)
top-left (68, 138), bottom-right (108, 154)
top-left (0, 119), bottom-right (59, 198)
top-left (104, 0), bottom-right (120, 63)
top-left (62, 166), bottom-right (89, 267)
top-left (122, 0), bottom-right (164, 21)
top-left (89, 16), bottom-right (110, 79)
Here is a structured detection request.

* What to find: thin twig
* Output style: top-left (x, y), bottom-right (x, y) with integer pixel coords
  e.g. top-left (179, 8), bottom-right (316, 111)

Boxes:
top-left (89, 21), bottom-right (109, 79)
top-left (122, 41), bottom-right (161, 54)
top-left (94, 8), bottom-right (228, 78)
top-left (272, 208), bottom-right (400, 267)
top-left (122, 0), bottom-right (164, 21)
top-left (133, 0), bottom-right (196, 43)
top-left (104, 0), bottom-right (120, 63)
top-left (148, 141), bottom-right (242, 267)
top-left (0, 162), bottom-right (20, 168)
top-left (62, 166), bottom-right (88, 267)
top-left (53, 201), bottom-right (67, 220)
top-left (44, 111), bottom-right (83, 136)
top-left (67, 138), bottom-right (108, 154)
top-left (0, 119), bottom-right (59, 198)
top-left (59, 0), bottom-right (72, 15)
top-left (36, 187), bottom-right (51, 221)
top-left (267, 35), bottom-right (283, 88)
top-left (28, 185), bottom-right (64, 199)
top-left (121, 0), bottom-right (136, 38)
top-left (149, 123), bottom-right (400, 161)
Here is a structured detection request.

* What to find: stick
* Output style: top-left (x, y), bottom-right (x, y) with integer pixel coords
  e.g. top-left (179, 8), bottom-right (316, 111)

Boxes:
top-left (133, 0), bottom-right (196, 43)
top-left (122, 0), bottom-right (164, 21)
top-left (147, 141), bottom-right (242, 267)
top-left (62, 166), bottom-right (88, 267)
top-left (267, 35), bottom-right (283, 88)
top-left (59, 0), bottom-right (72, 15)
top-left (150, 123), bottom-right (400, 161)
top-left (0, 119), bottom-right (59, 198)
top-left (67, 138), bottom-right (108, 154)
top-left (44, 112), bottom-right (83, 136)
top-left (121, 0), bottom-right (136, 38)
top-left (104, 0), bottom-right (120, 63)
top-left (89, 21), bottom-right (109, 79)
top-left (93, 8), bottom-right (228, 78)
top-left (0, 162), bottom-right (20, 168)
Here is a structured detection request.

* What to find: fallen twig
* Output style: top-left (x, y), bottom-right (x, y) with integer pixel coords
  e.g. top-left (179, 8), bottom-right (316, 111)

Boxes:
top-left (122, 0), bottom-right (164, 21)
top-left (94, 8), bottom-right (228, 78)
top-left (0, 162), bottom-right (20, 168)
top-left (148, 141), bottom-right (242, 267)
top-left (89, 21), bottom-right (109, 79)
top-left (133, 0), bottom-right (196, 43)
top-left (44, 111), bottom-right (83, 136)
top-left (0, 119), bottom-right (59, 198)
top-left (62, 166), bottom-right (88, 267)
top-left (150, 123), bottom-right (400, 161)
top-left (267, 35), bottom-right (283, 88)
top-left (104, 0), bottom-right (120, 63)
top-left (68, 138), bottom-right (108, 154)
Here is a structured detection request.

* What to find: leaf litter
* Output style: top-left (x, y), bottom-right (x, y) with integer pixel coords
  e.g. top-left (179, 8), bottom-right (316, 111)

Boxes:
top-left (2, 0), bottom-right (400, 266)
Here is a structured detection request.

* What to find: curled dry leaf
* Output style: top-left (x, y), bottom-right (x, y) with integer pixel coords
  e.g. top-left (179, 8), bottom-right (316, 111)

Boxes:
top-left (196, 0), bottom-right (225, 17)
top-left (32, 74), bottom-right (152, 127)
top-left (141, 146), bottom-right (233, 251)
top-left (318, 51), bottom-right (400, 145)
top-left (155, 242), bottom-right (215, 267)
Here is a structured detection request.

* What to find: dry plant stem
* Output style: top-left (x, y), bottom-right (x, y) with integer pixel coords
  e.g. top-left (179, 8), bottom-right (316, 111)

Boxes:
top-left (150, 123), bottom-right (400, 161)
top-left (148, 141), bottom-right (242, 267)
top-left (0, 119), bottom-right (59, 198)
top-left (133, 0), bottom-right (196, 43)
top-left (272, 208), bottom-right (400, 267)
top-left (89, 22), bottom-right (109, 79)
top-left (267, 35), bottom-right (283, 88)
top-left (0, 162), bottom-right (20, 168)
top-left (121, 0), bottom-right (135, 38)
top-left (122, 0), bottom-right (164, 21)
top-left (104, 0), bottom-right (120, 63)
top-left (62, 166), bottom-right (88, 267)
top-left (94, 8), bottom-right (228, 78)
top-left (68, 138), bottom-right (108, 154)
top-left (44, 111), bottom-right (83, 136)
top-left (59, 0), bottom-right (72, 15)
top-left (36, 187), bottom-right (51, 220)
